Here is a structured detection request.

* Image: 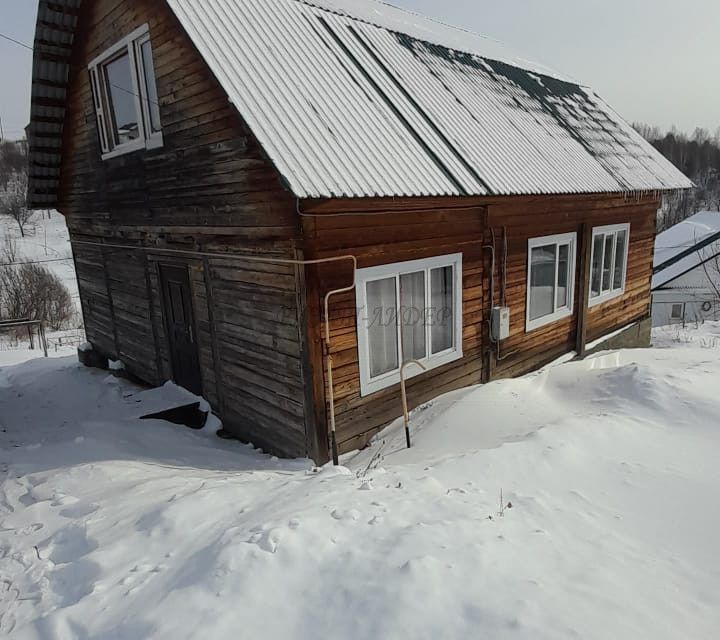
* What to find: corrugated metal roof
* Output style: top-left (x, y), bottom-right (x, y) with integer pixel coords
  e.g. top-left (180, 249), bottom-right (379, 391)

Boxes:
top-left (28, 0), bottom-right (693, 206)
top-left (167, 0), bottom-right (692, 198)
top-left (304, 0), bottom-right (573, 82)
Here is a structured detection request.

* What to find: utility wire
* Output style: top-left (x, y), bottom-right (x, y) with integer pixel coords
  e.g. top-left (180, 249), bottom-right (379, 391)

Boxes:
top-left (0, 257), bottom-right (74, 268)
top-left (0, 32), bottom-right (32, 51)
top-left (0, 30), bottom-right (161, 108)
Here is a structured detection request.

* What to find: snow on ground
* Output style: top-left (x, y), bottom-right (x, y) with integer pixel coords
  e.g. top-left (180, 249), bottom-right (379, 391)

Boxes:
top-left (0, 345), bottom-right (76, 368)
top-left (1, 325), bottom-right (719, 639)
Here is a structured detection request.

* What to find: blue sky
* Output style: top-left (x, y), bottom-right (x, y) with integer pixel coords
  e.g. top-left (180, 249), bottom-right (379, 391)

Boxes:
top-left (1, 0), bottom-right (718, 140)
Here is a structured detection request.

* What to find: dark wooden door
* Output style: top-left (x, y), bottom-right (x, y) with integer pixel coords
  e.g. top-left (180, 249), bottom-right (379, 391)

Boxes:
top-left (159, 265), bottom-right (202, 395)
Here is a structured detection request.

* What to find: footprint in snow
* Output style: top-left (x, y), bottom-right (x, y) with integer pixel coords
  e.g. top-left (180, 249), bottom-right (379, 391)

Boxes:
top-left (48, 558), bottom-right (100, 607)
top-left (15, 523), bottom-right (44, 536)
top-left (43, 524), bottom-right (98, 565)
top-left (51, 494), bottom-right (80, 508)
top-left (60, 503), bottom-right (99, 519)
top-left (331, 509), bottom-right (360, 522)
top-left (247, 529), bottom-right (282, 553)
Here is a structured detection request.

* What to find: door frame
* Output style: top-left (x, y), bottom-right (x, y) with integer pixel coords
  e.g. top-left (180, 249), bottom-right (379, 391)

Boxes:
top-left (157, 262), bottom-right (203, 395)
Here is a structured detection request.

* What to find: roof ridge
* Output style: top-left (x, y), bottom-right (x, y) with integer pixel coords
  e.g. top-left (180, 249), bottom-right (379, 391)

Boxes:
top-left (299, 0), bottom-right (509, 51)
top-left (296, 0), bottom-right (571, 81)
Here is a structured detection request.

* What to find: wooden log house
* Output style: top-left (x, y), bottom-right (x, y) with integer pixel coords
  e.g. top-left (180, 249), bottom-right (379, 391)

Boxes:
top-left (27, 0), bottom-right (692, 463)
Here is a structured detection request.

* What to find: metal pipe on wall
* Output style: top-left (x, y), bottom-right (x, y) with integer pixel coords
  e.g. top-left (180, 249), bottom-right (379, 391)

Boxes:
top-left (399, 360), bottom-right (427, 449)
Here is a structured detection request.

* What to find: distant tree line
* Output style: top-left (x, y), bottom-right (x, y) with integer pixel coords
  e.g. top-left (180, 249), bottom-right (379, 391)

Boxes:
top-left (634, 124), bottom-right (720, 231)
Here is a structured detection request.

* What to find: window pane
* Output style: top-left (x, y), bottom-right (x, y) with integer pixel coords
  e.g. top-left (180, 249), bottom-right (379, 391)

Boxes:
top-left (556, 244), bottom-right (570, 309)
top-left (591, 235), bottom-right (603, 298)
top-left (366, 278), bottom-right (398, 378)
top-left (613, 230), bottom-right (627, 290)
top-left (601, 234), bottom-right (614, 292)
top-left (400, 271), bottom-right (426, 363)
top-left (141, 40), bottom-right (162, 133)
top-left (104, 52), bottom-right (140, 146)
top-left (430, 266), bottom-right (454, 354)
top-left (529, 244), bottom-right (556, 321)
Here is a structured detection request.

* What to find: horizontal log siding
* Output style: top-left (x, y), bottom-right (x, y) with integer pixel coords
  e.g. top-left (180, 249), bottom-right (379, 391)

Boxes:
top-left (302, 201), bottom-right (487, 454)
top-left (484, 194), bottom-right (659, 378)
top-left (57, 0), bottom-right (311, 458)
top-left (303, 194), bottom-right (659, 455)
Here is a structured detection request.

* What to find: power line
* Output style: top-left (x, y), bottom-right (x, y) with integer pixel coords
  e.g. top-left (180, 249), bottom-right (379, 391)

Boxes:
top-left (0, 30), bottom-right (161, 108)
top-left (0, 257), bottom-right (74, 268)
top-left (0, 32), bottom-right (33, 51)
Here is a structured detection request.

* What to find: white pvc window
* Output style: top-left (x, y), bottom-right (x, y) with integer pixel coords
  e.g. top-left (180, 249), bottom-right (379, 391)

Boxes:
top-left (526, 232), bottom-right (577, 332)
top-left (356, 254), bottom-right (463, 396)
top-left (589, 224), bottom-right (630, 307)
top-left (88, 25), bottom-right (163, 160)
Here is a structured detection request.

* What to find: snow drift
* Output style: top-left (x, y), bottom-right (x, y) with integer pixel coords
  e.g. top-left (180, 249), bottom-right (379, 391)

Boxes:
top-left (1, 325), bottom-right (719, 639)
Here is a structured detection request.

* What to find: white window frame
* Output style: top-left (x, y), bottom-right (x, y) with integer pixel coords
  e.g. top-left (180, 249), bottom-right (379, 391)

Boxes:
top-left (588, 223), bottom-right (630, 307)
top-left (88, 24), bottom-right (163, 160)
top-left (355, 253), bottom-right (464, 396)
top-left (526, 232), bottom-right (577, 332)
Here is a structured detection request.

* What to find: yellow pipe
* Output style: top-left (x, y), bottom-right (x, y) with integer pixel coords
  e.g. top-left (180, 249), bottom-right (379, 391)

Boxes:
top-left (400, 360), bottom-right (428, 449)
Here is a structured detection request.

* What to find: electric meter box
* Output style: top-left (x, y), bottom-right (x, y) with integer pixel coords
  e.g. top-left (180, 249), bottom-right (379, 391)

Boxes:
top-left (491, 306), bottom-right (510, 341)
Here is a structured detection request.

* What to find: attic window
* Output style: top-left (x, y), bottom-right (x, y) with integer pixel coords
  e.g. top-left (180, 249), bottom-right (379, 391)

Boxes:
top-left (88, 25), bottom-right (163, 159)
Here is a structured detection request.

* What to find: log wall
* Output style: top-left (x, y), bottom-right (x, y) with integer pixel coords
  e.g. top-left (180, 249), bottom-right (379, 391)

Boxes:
top-left (54, 0), bottom-right (660, 462)
top-left (302, 194), bottom-right (659, 454)
top-left (58, 0), bottom-right (313, 458)
top-left (301, 198), bottom-right (488, 454)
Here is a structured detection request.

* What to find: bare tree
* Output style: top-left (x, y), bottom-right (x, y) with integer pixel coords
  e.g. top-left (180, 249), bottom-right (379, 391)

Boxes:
top-left (1, 171), bottom-right (33, 237)
top-left (0, 141), bottom-right (28, 190)
top-left (0, 235), bottom-right (74, 329)
top-left (699, 242), bottom-right (720, 302)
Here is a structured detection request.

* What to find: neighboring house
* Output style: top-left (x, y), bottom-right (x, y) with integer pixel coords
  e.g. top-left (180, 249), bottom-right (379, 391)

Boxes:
top-left (27, 0), bottom-right (691, 463)
top-left (652, 212), bottom-right (720, 327)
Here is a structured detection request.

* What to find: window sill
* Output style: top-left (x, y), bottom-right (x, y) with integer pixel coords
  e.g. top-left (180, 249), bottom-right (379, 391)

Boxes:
top-left (526, 307), bottom-right (573, 333)
top-left (588, 289), bottom-right (625, 308)
top-left (101, 136), bottom-right (164, 161)
top-left (359, 349), bottom-right (463, 397)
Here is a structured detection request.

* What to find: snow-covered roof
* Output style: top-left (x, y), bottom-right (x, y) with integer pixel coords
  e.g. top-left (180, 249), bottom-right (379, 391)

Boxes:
top-left (166, 0), bottom-right (692, 198)
top-left (29, 0), bottom-right (693, 206)
top-left (653, 211), bottom-right (720, 289)
top-left (302, 0), bottom-right (571, 81)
